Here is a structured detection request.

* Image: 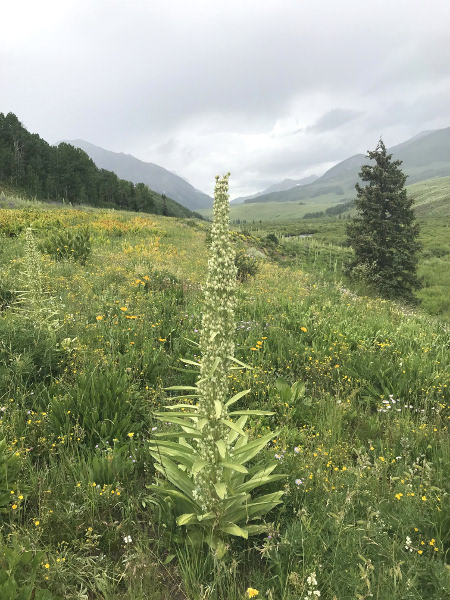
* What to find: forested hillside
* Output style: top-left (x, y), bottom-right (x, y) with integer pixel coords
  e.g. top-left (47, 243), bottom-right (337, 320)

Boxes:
top-left (0, 113), bottom-right (201, 219)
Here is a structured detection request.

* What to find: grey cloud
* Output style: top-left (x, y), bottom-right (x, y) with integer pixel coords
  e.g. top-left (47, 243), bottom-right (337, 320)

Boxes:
top-left (308, 109), bottom-right (363, 133)
top-left (2, 0), bottom-right (450, 196)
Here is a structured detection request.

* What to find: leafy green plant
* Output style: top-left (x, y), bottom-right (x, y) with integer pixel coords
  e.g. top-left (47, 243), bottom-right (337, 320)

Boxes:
top-left (148, 174), bottom-right (285, 557)
top-left (39, 227), bottom-right (91, 264)
top-left (48, 365), bottom-right (139, 445)
top-left (89, 445), bottom-right (136, 486)
top-left (235, 249), bottom-right (259, 283)
top-left (265, 233), bottom-right (279, 245)
top-left (0, 535), bottom-right (61, 600)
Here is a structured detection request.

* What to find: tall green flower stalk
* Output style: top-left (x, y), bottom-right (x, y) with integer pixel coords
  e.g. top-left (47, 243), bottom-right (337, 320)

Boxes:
top-left (24, 227), bottom-right (44, 311)
top-left (149, 173), bottom-right (285, 557)
top-left (18, 228), bottom-right (59, 332)
top-left (194, 173), bottom-right (237, 510)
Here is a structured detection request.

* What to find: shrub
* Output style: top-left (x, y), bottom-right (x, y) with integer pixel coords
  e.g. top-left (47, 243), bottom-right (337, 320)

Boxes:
top-left (265, 233), bottom-right (279, 245)
top-left (235, 249), bottom-right (259, 283)
top-left (39, 227), bottom-right (91, 265)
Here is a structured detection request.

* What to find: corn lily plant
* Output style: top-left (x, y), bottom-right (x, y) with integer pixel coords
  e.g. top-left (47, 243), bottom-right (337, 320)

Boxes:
top-left (148, 173), bottom-right (285, 557)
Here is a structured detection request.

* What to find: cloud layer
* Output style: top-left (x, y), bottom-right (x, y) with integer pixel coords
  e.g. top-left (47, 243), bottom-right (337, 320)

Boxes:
top-left (3, 0), bottom-right (450, 197)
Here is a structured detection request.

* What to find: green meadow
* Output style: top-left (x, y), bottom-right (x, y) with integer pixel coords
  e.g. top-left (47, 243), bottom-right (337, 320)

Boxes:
top-left (0, 195), bottom-right (449, 599)
top-left (197, 176), bottom-right (450, 223)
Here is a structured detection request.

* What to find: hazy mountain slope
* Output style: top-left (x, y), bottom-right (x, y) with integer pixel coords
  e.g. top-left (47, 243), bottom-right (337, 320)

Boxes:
top-left (231, 174), bottom-right (319, 204)
top-left (244, 127), bottom-right (450, 205)
top-left (407, 176), bottom-right (450, 217)
top-left (59, 140), bottom-right (213, 211)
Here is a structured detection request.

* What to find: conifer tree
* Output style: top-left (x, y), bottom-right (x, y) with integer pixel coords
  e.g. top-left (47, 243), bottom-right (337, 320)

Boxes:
top-left (345, 138), bottom-right (422, 302)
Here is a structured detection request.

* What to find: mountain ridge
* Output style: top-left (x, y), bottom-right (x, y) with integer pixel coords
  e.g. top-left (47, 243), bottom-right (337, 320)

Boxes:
top-left (231, 174), bottom-right (319, 204)
top-left (58, 139), bottom-right (213, 211)
top-left (243, 127), bottom-right (450, 205)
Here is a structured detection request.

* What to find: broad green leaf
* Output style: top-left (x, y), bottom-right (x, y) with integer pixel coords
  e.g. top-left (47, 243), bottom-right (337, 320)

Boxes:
top-left (244, 524), bottom-right (270, 535)
top-left (163, 554), bottom-right (176, 565)
top-left (166, 403), bottom-right (199, 410)
top-left (171, 366), bottom-right (200, 375)
top-left (215, 439), bottom-right (227, 458)
top-left (228, 409), bottom-right (275, 416)
top-left (160, 394), bottom-right (200, 400)
top-left (149, 448), bottom-right (194, 469)
top-left (154, 415), bottom-right (197, 430)
top-left (177, 513), bottom-right (198, 526)
top-left (232, 431), bottom-right (279, 463)
top-left (219, 461), bottom-right (248, 474)
top-left (228, 356), bottom-right (253, 369)
top-left (164, 385), bottom-right (199, 390)
top-left (221, 418), bottom-right (246, 437)
top-left (154, 411), bottom-right (199, 419)
top-left (234, 473), bottom-right (286, 494)
top-left (197, 511), bottom-right (215, 521)
top-left (224, 389), bottom-right (251, 408)
top-left (214, 482), bottom-right (227, 499)
top-left (153, 432), bottom-right (201, 439)
top-left (222, 493), bottom-right (251, 512)
top-left (191, 460), bottom-right (208, 475)
top-left (220, 524), bottom-right (248, 538)
top-left (178, 437), bottom-right (195, 449)
top-left (154, 456), bottom-right (195, 499)
top-left (150, 440), bottom-right (195, 452)
top-left (275, 377), bottom-right (290, 391)
top-left (234, 434), bottom-right (248, 450)
top-left (227, 491), bottom-right (284, 522)
top-left (246, 461), bottom-right (278, 477)
top-left (228, 415), bottom-right (248, 443)
top-left (146, 485), bottom-right (197, 508)
top-left (178, 359), bottom-right (201, 368)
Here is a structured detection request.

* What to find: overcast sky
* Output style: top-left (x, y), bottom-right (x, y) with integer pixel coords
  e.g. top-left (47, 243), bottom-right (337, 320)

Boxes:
top-left (3, 0), bottom-right (450, 198)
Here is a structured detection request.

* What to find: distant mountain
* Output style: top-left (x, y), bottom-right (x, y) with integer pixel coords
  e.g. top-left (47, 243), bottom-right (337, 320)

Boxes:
top-left (243, 127), bottom-right (450, 205)
top-left (231, 174), bottom-right (319, 204)
top-left (0, 112), bottom-right (201, 218)
top-left (58, 140), bottom-right (213, 211)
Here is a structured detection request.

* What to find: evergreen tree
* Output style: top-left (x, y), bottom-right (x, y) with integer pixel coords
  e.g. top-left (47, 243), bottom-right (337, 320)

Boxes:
top-left (345, 138), bottom-right (422, 303)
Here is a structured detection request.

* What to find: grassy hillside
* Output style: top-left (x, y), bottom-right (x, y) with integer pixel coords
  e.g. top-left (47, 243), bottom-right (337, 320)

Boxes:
top-left (0, 195), bottom-right (449, 599)
top-left (199, 176), bottom-right (450, 224)
top-left (407, 176), bottom-right (450, 216)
